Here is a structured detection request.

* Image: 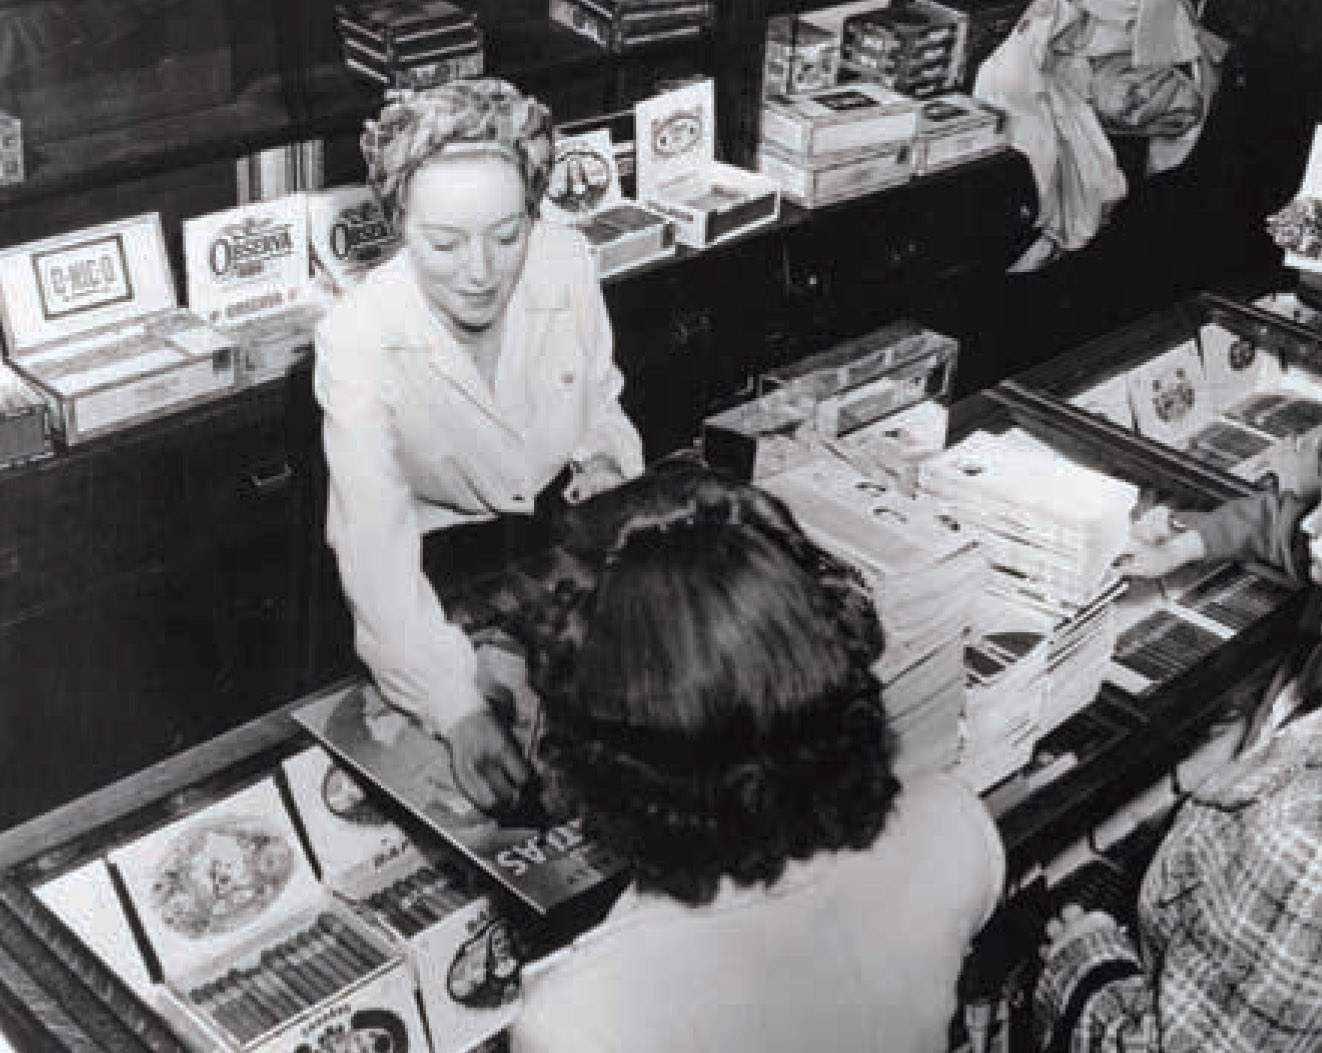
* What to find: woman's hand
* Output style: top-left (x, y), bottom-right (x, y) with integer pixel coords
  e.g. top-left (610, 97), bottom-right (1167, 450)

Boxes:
top-left (1114, 505), bottom-right (1206, 578)
top-left (563, 454), bottom-right (625, 505)
top-left (1041, 903), bottom-right (1121, 961)
top-left (447, 709), bottom-right (531, 812)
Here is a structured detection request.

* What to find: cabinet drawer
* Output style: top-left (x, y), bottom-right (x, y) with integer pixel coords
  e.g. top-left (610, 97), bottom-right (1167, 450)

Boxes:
top-left (183, 408), bottom-right (298, 545)
top-left (0, 462), bottom-right (96, 624)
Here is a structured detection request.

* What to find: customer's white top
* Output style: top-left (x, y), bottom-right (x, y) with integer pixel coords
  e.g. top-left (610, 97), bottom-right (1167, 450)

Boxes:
top-left (513, 773), bottom-right (1005, 1053)
top-left (314, 221), bottom-right (643, 733)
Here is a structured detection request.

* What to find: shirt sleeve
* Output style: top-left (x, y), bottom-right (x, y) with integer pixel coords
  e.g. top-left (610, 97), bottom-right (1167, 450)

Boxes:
top-left (1181, 490), bottom-right (1313, 583)
top-left (1034, 925), bottom-right (1157, 1053)
top-left (314, 303), bottom-right (486, 735)
top-left (566, 234), bottom-right (645, 478)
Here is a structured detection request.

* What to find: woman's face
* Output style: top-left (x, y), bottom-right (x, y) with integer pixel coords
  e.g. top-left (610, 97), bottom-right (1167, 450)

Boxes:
top-left (403, 151), bottom-right (531, 341)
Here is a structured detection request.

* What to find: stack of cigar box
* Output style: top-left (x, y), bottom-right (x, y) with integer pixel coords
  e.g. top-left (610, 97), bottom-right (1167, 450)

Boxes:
top-left (283, 746), bottom-right (521, 1053)
top-left (336, 0), bottom-right (484, 89)
top-left (839, 0), bottom-right (968, 99)
top-left (107, 778), bottom-right (431, 1053)
top-left (549, 0), bottom-right (714, 53)
top-left (758, 81), bottom-right (919, 208)
top-left (0, 213), bottom-right (238, 446)
top-left (912, 93), bottom-right (1006, 175)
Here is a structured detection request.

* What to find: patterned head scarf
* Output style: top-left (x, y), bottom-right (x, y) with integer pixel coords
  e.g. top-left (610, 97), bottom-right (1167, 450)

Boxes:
top-left (361, 78), bottom-right (553, 225)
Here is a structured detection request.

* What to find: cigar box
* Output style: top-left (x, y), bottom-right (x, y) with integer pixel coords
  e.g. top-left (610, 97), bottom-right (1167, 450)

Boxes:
top-left (758, 139), bottom-right (913, 208)
top-left (0, 214), bottom-right (238, 446)
top-left (635, 80), bottom-right (781, 249)
top-left (703, 320), bottom-right (956, 479)
top-left (306, 186), bottom-right (400, 294)
top-left (283, 747), bottom-right (520, 1053)
top-left (36, 858), bottom-right (157, 1004)
top-left (184, 196), bottom-right (327, 387)
top-left (544, 129), bottom-right (675, 278)
top-left (761, 82), bottom-right (919, 159)
top-left (763, 16), bottom-right (841, 97)
top-left (912, 93), bottom-right (1006, 175)
top-left (548, 0), bottom-right (713, 53)
top-left (0, 360), bottom-right (51, 469)
top-left (108, 778), bottom-right (429, 1053)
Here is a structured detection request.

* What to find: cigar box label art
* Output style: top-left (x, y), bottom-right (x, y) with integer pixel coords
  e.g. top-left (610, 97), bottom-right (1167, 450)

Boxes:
top-left (544, 130), bottom-right (622, 224)
top-left (185, 198), bottom-right (311, 328)
top-left (308, 187), bottom-right (399, 291)
top-left (296, 1004), bottom-right (411, 1053)
top-left (296, 682), bottom-right (627, 915)
top-left (635, 81), bottom-right (714, 201)
top-left (151, 821), bottom-right (297, 939)
top-left (1200, 322), bottom-right (1284, 415)
top-left (32, 234), bottom-right (134, 320)
top-left (1125, 341), bottom-right (1213, 448)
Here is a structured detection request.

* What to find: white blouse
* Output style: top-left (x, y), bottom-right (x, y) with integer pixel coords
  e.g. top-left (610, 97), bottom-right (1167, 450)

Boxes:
top-left (314, 221), bottom-right (644, 733)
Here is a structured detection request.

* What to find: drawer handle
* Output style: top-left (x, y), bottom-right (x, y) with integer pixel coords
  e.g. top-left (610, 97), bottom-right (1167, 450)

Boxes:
top-left (246, 461), bottom-right (293, 496)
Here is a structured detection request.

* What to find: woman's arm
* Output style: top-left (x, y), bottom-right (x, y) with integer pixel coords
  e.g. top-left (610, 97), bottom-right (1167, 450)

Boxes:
top-left (314, 304), bottom-right (487, 736)
top-left (1180, 490), bottom-right (1313, 583)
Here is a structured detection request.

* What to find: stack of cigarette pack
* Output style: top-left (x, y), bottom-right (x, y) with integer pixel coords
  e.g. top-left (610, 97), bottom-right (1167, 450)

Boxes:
top-left (107, 778), bottom-right (430, 1053)
top-left (550, 0), bottom-right (714, 53)
top-left (0, 214), bottom-right (238, 446)
top-left (839, 0), bottom-right (968, 98)
top-left (759, 81), bottom-right (919, 208)
top-left (283, 746), bottom-right (520, 1053)
top-left (336, 0), bottom-right (484, 89)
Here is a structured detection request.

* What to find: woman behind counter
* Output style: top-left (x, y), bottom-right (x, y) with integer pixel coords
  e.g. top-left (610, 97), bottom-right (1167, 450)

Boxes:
top-left (511, 468), bottom-right (1005, 1053)
top-left (314, 80), bottom-right (644, 811)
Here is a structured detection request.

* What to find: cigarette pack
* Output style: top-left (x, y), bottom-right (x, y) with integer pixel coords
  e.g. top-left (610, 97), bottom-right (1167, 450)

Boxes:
top-left (544, 129), bottom-right (675, 278)
top-left (307, 186), bottom-right (400, 294)
top-left (0, 111), bottom-right (22, 186)
top-left (0, 214), bottom-right (238, 446)
top-left (761, 82), bottom-right (919, 158)
top-left (185, 197), bottom-right (327, 386)
top-left (108, 777), bottom-right (430, 1053)
top-left (758, 138), bottom-right (913, 207)
top-left (912, 93), bottom-right (1006, 175)
top-left (763, 16), bottom-right (841, 97)
top-left (635, 80), bottom-right (781, 248)
top-left (283, 747), bottom-right (520, 1053)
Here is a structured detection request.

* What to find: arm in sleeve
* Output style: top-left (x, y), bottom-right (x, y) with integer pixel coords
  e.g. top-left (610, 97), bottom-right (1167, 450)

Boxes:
top-left (1181, 489), bottom-right (1314, 584)
top-left (567, 236), bottom-right (645, 478)
top-left (315, 308), bottom-right (486, 735)
top-left (1034, 926), bottom-right (1157, 1053)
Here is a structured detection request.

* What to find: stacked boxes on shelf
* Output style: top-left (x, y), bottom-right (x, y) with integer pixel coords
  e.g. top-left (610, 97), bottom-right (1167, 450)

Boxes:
top-left (762, 15), bottom-right (840, 97)
top-left (839, 0), bottom-right (968, 99)
top-left (912, 93), bottom-right (1006, 175)
top-left (759, 81), bottom-right (919, 208)
top-left (550, 0), bottom-right (714, 53)
top-left (336, 0), bottom-right (484, 89)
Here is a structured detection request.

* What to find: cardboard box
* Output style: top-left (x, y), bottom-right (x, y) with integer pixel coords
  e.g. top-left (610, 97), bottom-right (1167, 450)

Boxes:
top-left (108, 778), bottom-right (430, 1053)
top-left (761, 82), bottom-right (919, 158)
top-left (185, 197), bottom-right (328, 386)
top-left (759, 139), bottom-right (913, 207)
top-left (0, 214), bottom-right (238, 445)
top-left (544, 130), bottom-right (676, 278)
top-left (283, 747), bottom-right (520, 1053)
top-left (635, 80), bottom-right (781, 249)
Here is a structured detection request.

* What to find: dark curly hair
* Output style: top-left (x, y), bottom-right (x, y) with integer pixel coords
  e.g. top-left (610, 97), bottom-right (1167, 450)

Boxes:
top-left (525, 467), bottom-right (901, 907)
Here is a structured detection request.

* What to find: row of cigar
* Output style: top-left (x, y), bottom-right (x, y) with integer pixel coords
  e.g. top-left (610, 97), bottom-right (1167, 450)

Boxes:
top-left (188, 912), bottom-right (388, 1043)
top-left (366, 864), bottom-right (470, 938)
